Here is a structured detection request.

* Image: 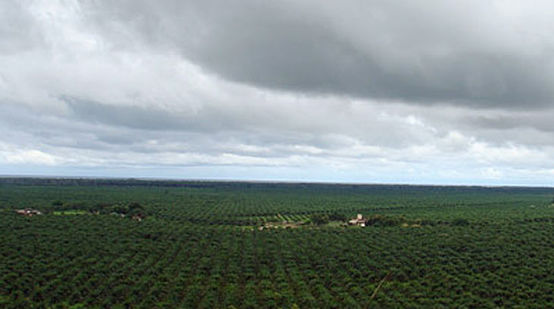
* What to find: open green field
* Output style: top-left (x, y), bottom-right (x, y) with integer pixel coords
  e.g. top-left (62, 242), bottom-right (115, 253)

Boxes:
top-left (0, 178), bottom-right (553, 308)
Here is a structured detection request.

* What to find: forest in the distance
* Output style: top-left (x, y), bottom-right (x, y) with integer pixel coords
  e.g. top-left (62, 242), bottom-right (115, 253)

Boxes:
top-left (0, 178), bottom-right (553, 308)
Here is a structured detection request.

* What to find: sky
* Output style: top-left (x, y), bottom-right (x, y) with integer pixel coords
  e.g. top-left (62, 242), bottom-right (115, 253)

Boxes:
top-left (2, 0), bottom-right (554, 185)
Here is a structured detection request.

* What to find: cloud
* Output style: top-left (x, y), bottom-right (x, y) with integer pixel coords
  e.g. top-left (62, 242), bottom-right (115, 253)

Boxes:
top-left (84, 0), bottom-right (554, 108)
top-left (1, 0), bottom-right (554, 185)
top-left (1, 148), bottom-right (58, 166)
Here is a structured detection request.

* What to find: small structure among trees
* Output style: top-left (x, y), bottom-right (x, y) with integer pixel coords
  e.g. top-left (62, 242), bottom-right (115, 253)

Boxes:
top-left (131, 213), bottom-right (146, 222)
top-left (348, 214), bottom-right (366, 227)
top-left (15, 208), bottom-right (42, 217)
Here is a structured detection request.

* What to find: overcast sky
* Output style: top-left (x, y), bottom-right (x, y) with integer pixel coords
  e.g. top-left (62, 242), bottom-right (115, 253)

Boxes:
top-left (2, 0), bottom-right (554, 185)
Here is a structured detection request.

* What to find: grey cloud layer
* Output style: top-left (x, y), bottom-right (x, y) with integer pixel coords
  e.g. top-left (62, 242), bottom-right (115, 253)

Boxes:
top-left (86, 0), bottom-right (554, 108)
top-left (2, 0), bottom-right (554, 184)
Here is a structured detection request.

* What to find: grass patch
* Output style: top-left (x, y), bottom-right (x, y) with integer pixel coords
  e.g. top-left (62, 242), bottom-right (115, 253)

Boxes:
top-left (326, 220), bottom-right (347, 227)
top-left (53, 210), bottom-right (88, 215)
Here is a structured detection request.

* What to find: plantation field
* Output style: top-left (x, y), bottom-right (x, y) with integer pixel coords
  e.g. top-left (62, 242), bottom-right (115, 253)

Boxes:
top-left (0, 178), bottom-right (553, 308)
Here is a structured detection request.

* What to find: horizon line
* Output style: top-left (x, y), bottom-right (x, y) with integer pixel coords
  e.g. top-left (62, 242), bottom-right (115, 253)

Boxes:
top-left (1, 174), bottom-right (553, 189)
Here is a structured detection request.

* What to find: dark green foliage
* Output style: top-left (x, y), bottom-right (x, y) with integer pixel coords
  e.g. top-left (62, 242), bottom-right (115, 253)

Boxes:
top-left (366, 214), bottom-right (405, 226)
top-left (0, 179), bottom-right (553, 308)
top-left (452, 218), bottom-right (470, 226)
top-left (310, 213), bottom-right (329, 225)
top-left (328, 212), bottom-right (346, 221)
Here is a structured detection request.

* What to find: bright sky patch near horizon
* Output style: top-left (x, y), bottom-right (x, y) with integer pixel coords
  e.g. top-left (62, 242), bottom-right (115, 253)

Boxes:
top-left (2, 0), bottom-right (554, 186)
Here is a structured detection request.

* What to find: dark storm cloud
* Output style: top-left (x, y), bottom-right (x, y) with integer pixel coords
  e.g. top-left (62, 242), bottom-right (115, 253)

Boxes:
top-left (84, 0), bottom-right (554, 108)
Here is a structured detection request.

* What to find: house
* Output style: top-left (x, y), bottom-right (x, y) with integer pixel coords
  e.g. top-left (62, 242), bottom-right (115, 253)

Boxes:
top-left (15, 208), bottom-right (42, 217)
top-left (348, 214), bottom-right (366, 227)
top-left (131, 213), bottom-right (146, 221)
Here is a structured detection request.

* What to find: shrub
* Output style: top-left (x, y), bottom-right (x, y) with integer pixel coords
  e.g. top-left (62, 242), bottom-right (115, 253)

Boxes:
top-left (452, 218), bottom-right (470, 226)
top-left (310, 214), bottom-right (329, 225)
top-left (329, 212), bottom-right (346, 221)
